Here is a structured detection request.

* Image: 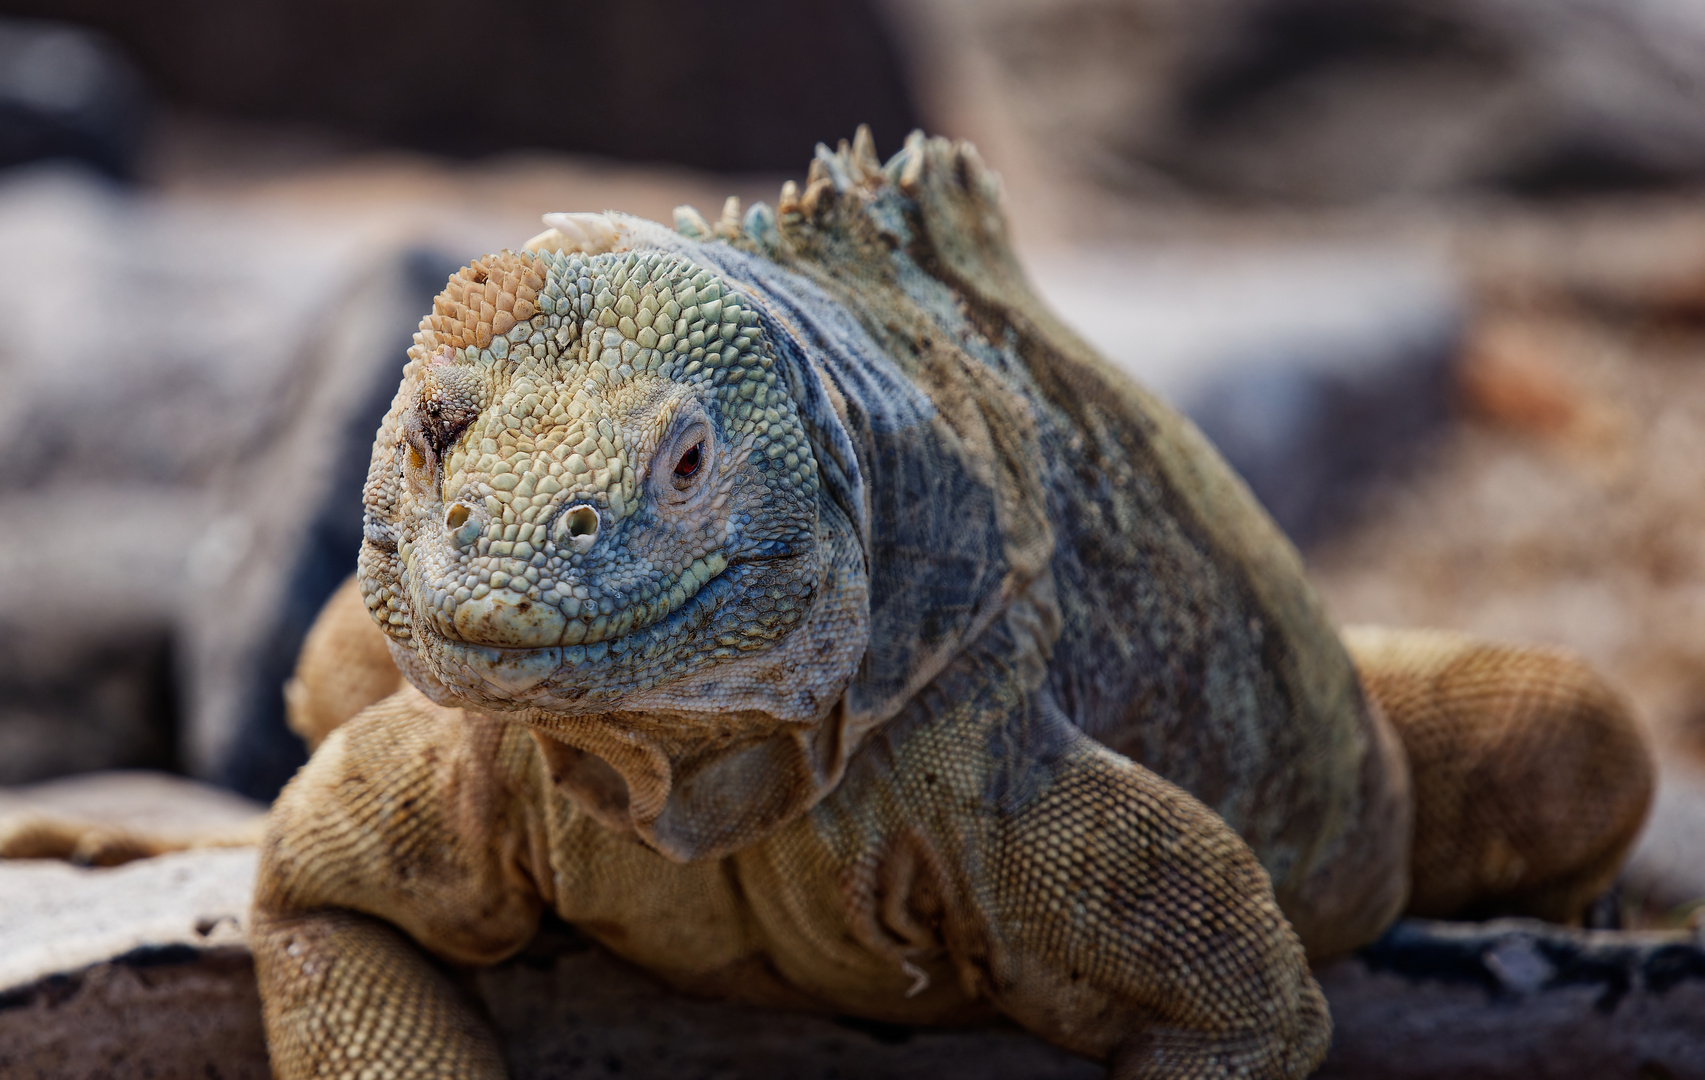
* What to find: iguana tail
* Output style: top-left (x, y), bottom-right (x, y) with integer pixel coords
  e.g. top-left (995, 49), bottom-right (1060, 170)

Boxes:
top-left (1343, 625), bottom-right (1654, 923)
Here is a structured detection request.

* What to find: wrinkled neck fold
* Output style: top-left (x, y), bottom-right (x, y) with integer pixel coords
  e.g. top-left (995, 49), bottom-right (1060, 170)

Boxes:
top-left (523, 700), bottom-right (851, 862)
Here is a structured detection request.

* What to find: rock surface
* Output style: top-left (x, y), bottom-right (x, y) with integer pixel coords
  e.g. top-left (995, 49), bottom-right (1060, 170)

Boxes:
top-left (2, 844), bottom-right (1703, 1079)
top-left (1315, 919), bottom-right (1705, 1080)
top-left (0, 770), bottom-right (264, 838)
top-left (0, 166), bottom-right (455, 798)
top-left (0, 490), bottom-right (189, 783)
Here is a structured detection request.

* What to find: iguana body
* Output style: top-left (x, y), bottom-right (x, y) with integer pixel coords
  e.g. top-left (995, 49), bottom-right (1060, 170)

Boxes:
top-left (250, 130), bottom-right (1652, 1079)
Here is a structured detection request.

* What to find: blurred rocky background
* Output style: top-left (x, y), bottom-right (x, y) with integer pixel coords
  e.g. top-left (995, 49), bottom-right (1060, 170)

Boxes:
top-left (3, 1), bottom-right (1705, 1076)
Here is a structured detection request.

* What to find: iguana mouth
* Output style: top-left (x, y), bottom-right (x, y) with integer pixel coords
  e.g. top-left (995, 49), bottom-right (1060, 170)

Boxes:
top-left (426, 537), bottom-right (802, 650)
top-left (421, 546), bottom-right (810, 699)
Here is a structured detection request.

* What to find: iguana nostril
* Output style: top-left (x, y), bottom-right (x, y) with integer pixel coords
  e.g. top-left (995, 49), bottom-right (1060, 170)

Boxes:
top-left (553, 504), bottom-right (600, 552)
top-left (445, 504), bottom-right (469, 529)
top-left (567, 506), bottom-right (598, 537)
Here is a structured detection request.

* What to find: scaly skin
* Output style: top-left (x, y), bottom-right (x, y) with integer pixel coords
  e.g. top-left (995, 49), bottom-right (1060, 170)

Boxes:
top-left (250, 129), bottom-right (1653, 1079)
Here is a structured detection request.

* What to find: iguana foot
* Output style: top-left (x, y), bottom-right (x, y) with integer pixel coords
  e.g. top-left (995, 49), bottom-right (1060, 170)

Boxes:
top-left (254, 909), bottom-right (507, 1080)
top-left (1344, 626), bottom-right (1654, 923)
top-left (0, 813), bottom-right (263, 866)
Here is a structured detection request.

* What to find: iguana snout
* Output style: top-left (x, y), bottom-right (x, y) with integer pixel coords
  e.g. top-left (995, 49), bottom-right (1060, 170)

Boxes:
top-left (406, 373), bottom-right (744, 656)
top-left (359, 241), bottom-right (870, 733)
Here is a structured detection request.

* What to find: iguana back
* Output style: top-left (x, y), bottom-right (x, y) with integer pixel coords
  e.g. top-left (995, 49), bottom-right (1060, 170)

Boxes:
top-left (678, 131), bottom-right (1409, 958)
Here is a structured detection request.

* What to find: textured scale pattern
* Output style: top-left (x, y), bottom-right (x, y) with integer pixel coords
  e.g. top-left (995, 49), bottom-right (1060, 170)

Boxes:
top-left (991, 746), bottom-right (1329, 1076)
top-left (237, 127), bottom-right (1655, 1080)
top-left (1343, 626), bottom-right (1653, 921)
top-left (367, 246), bottom-right (821, 671)
top-left (254, 910), bottom-right (508, 1080)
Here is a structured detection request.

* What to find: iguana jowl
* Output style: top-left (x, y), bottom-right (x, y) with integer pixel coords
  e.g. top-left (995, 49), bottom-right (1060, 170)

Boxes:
top-left (253, 129), bottom-right (1653, 1078)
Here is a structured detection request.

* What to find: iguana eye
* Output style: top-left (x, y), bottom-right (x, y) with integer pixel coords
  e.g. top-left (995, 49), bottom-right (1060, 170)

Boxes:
top-left (674, 442), bottom-right (703, 479)
top-left (660, 417), bottom-right (714, 500)
top-left (402, 425), bottom-right (438, 497)
top-left (420, 398), bottom-right (476, 456)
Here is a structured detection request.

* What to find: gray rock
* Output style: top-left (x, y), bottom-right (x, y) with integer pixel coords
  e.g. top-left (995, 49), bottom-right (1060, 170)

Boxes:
top-left (0, 168), bottom-right (370, 494)
top-left (176, 244), bottom-right (462, 799)
top-left (1029, 244), bottom-right (1463, 543)
top-left (1313, 918), bottom-right (1705, 1079)
top-left (0, 849), bottom-right (265, 1080)
top-left (4, 846), bottom-right (1702, 1079)
top-left (0, 947), bottom-right (267, 1080)
top-left (0, 488), bottom-right (203, 783)
top-left (1625, 761), bottom-right (1705, 914)
top-left (0, 770), bottom-right (264, 836)
top-left (0, 166), bottom-right (455, 798)
top-left (0, 847), bottom-right (255, 990)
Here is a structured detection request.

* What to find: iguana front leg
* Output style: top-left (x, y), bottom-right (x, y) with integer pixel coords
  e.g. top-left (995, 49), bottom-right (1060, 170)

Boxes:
top-left (808, 666), bottom-right (1332, 1079)
top-left (987, 735), bottom-right (1329, 1079)
top-left (252, 685), bottom-right (544, 1079)
top-left (253, 908), bottom-right (507, 1078)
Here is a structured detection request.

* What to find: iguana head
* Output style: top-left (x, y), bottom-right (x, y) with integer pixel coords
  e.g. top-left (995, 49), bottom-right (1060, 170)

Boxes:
top-left (359, 216), bottom-right (871, 857)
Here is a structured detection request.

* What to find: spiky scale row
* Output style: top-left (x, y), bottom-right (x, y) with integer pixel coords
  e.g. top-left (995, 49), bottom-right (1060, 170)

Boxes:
top-left (673, 126), bottom-right (1002, 258)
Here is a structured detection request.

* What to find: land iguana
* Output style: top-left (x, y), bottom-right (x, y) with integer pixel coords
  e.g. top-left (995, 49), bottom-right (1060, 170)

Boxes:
top-left (16, 129), bottom-right (1657, 1078)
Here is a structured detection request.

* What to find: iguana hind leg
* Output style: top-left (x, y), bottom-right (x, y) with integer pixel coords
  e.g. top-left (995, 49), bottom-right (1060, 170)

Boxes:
top-left (1344, 626), bottom-right (1654, 922)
